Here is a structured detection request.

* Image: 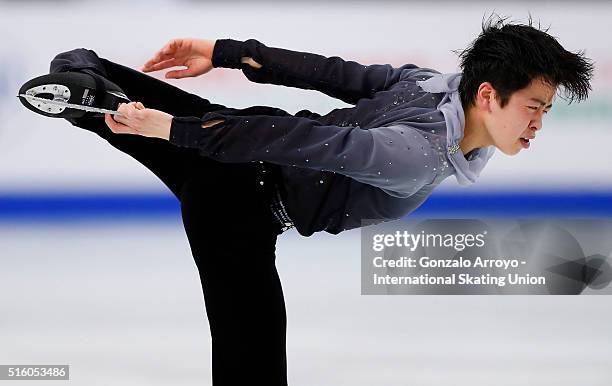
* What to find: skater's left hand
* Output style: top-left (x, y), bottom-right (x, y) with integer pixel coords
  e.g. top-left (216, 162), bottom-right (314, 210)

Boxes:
top-left (104, 102), bottom-right (173, 140)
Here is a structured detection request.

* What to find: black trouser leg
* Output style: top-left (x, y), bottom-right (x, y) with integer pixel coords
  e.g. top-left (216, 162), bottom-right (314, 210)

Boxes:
top-left (49, 50), bottom-right (297, 385)
top-left (180, 167), bottom-right (288, 386)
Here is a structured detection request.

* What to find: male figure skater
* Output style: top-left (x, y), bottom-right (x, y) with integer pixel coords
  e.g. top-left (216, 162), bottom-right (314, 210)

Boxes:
top-left (40, 14), bottom-right (592, 386)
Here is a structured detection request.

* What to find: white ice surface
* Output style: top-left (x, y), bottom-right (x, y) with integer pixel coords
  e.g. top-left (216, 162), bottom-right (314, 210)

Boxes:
top-left (1, 220), bottom-right (611, 386)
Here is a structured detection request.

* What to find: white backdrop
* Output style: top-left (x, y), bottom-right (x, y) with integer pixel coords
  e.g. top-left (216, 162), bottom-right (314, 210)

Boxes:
top-left (0, 1), bottom-right (610, 193)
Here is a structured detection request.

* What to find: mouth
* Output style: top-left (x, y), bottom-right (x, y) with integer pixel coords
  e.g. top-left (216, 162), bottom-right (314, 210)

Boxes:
top-left (519, 137), bottom-right (531, 149)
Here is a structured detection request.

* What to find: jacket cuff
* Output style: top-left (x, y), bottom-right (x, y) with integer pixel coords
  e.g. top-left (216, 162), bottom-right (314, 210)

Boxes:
top-left (169, 112), bottom-right (232, 149)
top-left (211, 39), bottom-right (244, 69)
top-left (169, 116), bottom-right (204, 148)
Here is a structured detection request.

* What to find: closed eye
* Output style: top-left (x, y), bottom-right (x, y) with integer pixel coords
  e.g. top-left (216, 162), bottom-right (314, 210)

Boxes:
top-left (529, 106), bottom-right (550, 114)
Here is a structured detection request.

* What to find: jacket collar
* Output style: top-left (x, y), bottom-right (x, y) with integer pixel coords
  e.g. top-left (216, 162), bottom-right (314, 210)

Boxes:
top-left (417, 72), bottom-right (496, 186)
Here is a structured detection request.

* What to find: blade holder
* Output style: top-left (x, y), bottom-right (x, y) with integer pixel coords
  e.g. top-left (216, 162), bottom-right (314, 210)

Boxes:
top-left (22, 83), bottom-right (71, 114)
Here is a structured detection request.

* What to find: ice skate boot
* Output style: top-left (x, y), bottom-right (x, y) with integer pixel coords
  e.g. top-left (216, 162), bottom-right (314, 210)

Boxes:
top-left (17, 70), bottom-right (131, 119)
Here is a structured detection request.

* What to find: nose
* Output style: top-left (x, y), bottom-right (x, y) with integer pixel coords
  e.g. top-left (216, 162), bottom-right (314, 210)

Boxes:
top-left (530, 111), bottom-right (544, 132)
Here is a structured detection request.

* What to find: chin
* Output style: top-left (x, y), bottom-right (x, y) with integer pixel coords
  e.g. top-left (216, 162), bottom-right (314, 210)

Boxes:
top-left (498, 145), bottom-right (521, 156)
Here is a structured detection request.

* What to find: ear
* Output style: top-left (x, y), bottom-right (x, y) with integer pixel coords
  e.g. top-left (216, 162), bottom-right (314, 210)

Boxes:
top-left (477, 82), bottom-right (496, 112)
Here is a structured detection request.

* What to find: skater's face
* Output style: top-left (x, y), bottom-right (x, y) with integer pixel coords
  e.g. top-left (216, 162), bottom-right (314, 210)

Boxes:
top-left (483, 77), bottom-right (556, 155)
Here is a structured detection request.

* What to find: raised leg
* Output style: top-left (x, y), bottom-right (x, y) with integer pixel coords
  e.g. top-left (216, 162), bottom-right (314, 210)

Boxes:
top-left (50, 49), bottom-right (231, 198)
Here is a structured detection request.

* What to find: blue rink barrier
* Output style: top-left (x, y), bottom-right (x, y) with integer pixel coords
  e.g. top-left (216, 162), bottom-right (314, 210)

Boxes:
top-left (414, 190), bottom-right (612, 217)
top-left (0, 190), bottom-right (611, 221)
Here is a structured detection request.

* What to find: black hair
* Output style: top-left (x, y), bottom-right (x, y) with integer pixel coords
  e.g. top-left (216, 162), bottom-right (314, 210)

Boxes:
top-left (454, 12), bottom-right (595, 109)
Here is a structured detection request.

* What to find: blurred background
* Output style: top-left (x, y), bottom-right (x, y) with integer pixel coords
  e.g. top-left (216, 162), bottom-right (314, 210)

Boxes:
top-left (1, 1), bottom-right (611, 385)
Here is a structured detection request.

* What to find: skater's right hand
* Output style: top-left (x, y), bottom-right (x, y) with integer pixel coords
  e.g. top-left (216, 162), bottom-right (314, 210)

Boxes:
top-left (141, 38), bottom-right (216, 79)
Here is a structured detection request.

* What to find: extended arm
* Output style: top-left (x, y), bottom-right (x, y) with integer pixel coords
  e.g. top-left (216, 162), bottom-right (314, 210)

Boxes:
top-left (212, 38), bottom-right (421, 105)
top-left (169, 112), bottom-right (439, 198)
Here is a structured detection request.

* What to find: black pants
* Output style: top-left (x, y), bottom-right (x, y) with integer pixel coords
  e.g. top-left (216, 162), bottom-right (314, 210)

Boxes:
top-left (50, 52), bottom-right (316, 385)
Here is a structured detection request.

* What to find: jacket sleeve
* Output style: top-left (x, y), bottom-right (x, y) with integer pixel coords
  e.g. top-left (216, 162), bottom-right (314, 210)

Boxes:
top-left (169, 112), bottom-right (439, 198)
top-left (212, 38), bottom-right (421, 106)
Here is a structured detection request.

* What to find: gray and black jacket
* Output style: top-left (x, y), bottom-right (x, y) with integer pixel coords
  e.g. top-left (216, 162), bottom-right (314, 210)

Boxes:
top-left (169, 38), bottom-right (496, 237)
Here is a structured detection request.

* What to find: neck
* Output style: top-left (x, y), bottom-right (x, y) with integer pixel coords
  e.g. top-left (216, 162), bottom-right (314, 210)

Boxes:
top-left (460, 104), bottom-right (492, 156)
